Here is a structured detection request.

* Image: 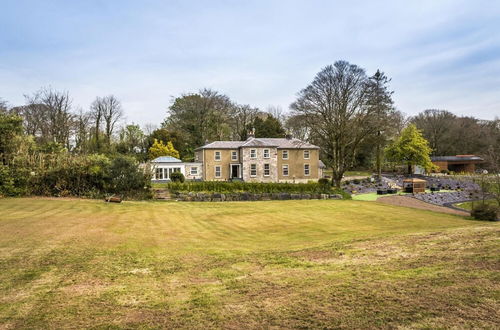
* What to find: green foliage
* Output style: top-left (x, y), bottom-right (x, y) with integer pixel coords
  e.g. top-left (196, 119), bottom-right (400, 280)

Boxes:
top-left (2, 153), bottom-right (151, 199)
top-left (385, 124), bottom-right (436, 173)
top-left (148, 139), bottom-right (180, 160)
top-left (108, 155), bottom-right (152, 197)
top-left (163, 181), bottom-right (351, 198)
top-left (253, 115), bottom-right (285, 138)
top-left (471, 203), bottom-right (498, 221)
top-left (318, 178), bottom-right (330, 186)
top-left (0, 113), bottom-right (23, 164)
top-left (169, 171), bottom-right (185, 183)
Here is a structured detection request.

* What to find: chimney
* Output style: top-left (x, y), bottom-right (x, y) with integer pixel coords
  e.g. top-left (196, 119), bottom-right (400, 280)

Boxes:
top-left (285, 131), bottom-right (292, 140)
top-left (247, 127), bottom-right (255, 139)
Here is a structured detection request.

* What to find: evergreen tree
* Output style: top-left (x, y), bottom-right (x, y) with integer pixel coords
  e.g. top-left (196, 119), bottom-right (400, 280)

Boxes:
top-left (365, 70), bottom-right (395, 178)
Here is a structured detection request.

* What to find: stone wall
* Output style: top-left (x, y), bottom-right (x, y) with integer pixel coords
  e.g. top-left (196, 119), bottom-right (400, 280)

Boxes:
top-left (241, 147), bottom-right (278, 182)
top-left (171, 192), bottom-right (344, 202)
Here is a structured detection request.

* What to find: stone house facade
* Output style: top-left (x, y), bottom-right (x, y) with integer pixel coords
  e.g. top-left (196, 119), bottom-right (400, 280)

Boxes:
top-left (194, 135), bottom-right (324, 183)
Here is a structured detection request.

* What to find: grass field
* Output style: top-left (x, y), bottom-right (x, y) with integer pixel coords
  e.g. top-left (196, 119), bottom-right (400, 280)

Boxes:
top-left (0, 198), bottom-right (499, 328)
top-left (455, 199), bottom-right (498, 210)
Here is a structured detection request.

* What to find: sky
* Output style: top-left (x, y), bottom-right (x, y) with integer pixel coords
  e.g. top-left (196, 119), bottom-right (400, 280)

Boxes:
top-left (1, 0), bottom-right (499, 126)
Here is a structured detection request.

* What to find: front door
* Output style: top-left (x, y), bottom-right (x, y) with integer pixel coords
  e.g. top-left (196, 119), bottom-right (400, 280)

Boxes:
top-left (231, 164), bottom-right (240, 178)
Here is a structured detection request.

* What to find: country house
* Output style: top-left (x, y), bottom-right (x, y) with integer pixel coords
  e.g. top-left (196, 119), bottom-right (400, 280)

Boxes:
top-left (151, 134), bottom-right (325, 183)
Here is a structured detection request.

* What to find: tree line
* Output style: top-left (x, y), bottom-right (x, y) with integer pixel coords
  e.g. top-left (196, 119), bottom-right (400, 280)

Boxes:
top-left (1, 59), bottom-right (499, 191)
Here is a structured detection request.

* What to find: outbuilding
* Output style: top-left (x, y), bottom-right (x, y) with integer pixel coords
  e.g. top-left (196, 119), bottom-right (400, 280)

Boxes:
top-left (403, 178), bottom-right (427, 193)
top-left (431, 155), bottom-right (484, 173)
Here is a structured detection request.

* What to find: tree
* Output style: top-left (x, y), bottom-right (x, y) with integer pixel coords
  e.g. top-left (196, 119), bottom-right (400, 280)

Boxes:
top-left (117, 124), bottom-right (146, 155)
top-left (291, 61), bottom-right (375, 188)
top-left (231, 104), bottom-right (258, 140)
top-left (385, 124), bottom-right (435, 174)
top-left (148, 139), bottom-right (180, 160)
top-left (74, 109), bottom-right (92, 154)
top-left (0, 98), bottom-right (8, 114)
top-left (147, 128), bottom-right (189, 160)
top-left (90, 95), bottom-right (123, 150)
top-left (253, 114), bottom-right (286, 138)
top-left (411, 109), bottom-right (457, 155)
top-left (0, 113), bottom-right (23, 164)
top-left (164, 89), bottom-right (234, 152)
top-left (365, 70), bottom-right (396, 178)
top-left (24, 88), bottom-right (74, 148)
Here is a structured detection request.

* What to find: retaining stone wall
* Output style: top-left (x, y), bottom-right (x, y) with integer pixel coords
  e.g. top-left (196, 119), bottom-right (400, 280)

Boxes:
top-left (171, 192), bottom-right (343, 202)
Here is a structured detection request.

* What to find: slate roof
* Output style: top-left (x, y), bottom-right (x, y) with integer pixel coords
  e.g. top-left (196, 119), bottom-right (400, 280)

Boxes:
top-left (151, 156), bottom-right (182, 163)
top-left (195, 137), bottom-right (320, 150)
top-left (431, 155), bottom-right (484, 162)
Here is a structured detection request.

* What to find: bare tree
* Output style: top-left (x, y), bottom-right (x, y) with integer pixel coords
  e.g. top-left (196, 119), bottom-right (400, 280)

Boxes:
top-left (411, 109), bottom-right (457, 155)
top-left (231, 104), bottom-right (259, 140)
top-left (0, 98), bottom-right (8, 114)
top-left (24, 88), bottom-right (74, 148)
top-left (90, 95), bottom-right (123, 150)
top-left (291, 61), bottom-right (375, 188)
top-left (266, 105), bottom-right (286, 126)
top-left (74, 108), bottom-right (92, 153)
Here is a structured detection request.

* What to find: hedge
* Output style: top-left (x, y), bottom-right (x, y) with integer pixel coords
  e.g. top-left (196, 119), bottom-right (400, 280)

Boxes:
top-left (163, 181), bottom-right (351, 199)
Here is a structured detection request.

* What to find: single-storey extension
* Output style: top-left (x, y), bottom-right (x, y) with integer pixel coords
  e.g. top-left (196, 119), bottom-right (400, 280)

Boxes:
top-left (431, 155), bottom-right (484, 173)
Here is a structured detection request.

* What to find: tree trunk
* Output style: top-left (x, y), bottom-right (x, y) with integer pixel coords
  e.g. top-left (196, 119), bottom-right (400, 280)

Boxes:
top-left (408, 163), bottom-right (412, 175)
top-left (376, 134), bottom-right (381, 179)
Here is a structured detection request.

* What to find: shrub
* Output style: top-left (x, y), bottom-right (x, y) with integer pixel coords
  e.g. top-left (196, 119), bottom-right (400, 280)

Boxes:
top-left (471, 203), bottom-right (498, 221)
top-left (318, 178), bottom-right (330, 186)
top-left (353, 179), bottom-right (361, 184)
top-left (440, 169), bottom-right (449, 174)
top-left (164, 181), bottom-right (351, 199)
top-left (108, 155), bottom-right (151, 198)
top-left (170, 172), bottom-right (185, 183)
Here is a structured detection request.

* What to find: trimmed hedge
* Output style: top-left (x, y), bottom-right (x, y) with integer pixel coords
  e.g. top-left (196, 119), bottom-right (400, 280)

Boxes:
top-left (163, 181), bottom-right (351, 199)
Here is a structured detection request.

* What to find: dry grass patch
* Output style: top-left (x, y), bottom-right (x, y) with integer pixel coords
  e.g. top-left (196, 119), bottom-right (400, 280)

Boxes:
top-left (0, 198), bottom-right (498, 328)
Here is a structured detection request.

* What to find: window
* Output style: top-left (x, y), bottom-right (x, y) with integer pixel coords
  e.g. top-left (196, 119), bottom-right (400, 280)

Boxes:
top-left (250, 149), bottom-right (257, 158)
top-left (231, 151), bottom-right (238, 161)
top-left (304, 164), bottom-right (310, 176)
top-left (168, 167), bottom-right (181, 179)
top-left (264, 164), bottom-right (270, 176)
top-left (190, 166), bottom-right (198, 175)
top-left (155, 168), bottom-right (164, 180)
top-left (282, 165), bottom-right (289, 176)
top-left (303, 150), bottom-right (310, 159)
top-left (282, 150), bottom-right (288, 160)
top-left (214, 151), bottom-right (221, 161)
top-left (215, 166), bottom-right (221, 178)
top-left (263, 149), bottom-right (270, 159)
top-left (250, 164), bottom-right (257, 177)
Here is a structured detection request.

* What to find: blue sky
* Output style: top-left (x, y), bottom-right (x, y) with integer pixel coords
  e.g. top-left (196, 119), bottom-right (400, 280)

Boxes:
top-left (1, 0), bottom-right (499, 126)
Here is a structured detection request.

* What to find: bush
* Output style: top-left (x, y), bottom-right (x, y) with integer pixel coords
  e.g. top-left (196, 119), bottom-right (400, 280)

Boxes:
top-left (471, 203), bottom-right (498, 221)
top-left (440, 169), bottom-right (449, 174)
top-left (170, 172), bottom-right (185, 183)
top-left (4, 153), bottom-right (152, 199)
top-left (163, 181), bottom-right (351, 199)
top-left (318, 178), bottom-right (330, 186)
top-left (353, 179), bottom-right (361, 184)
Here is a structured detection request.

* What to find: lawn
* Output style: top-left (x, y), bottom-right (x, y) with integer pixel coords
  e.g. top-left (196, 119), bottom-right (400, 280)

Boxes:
top-left (0, 198), bottom-right (498, 328)
top-left (454, 199), bottom-right (498, 210)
